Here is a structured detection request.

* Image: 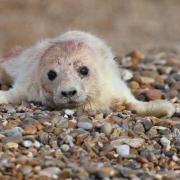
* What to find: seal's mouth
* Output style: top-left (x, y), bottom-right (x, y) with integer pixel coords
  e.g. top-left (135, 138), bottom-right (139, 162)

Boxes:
top-left (55, 100), bottom-right (84, 109)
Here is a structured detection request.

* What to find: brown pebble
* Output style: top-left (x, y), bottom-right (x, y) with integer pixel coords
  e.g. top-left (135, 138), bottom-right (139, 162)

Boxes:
top-left (68, 119), bottom-right (77, 129)
top-left (23, 124), bottom-right (37, 135)
top-left (145, 89), bottom-right (162, 100)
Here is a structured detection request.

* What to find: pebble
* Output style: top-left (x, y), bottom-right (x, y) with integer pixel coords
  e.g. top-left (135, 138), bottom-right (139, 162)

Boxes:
top-left (39, 167), bottom-right (61, 178)
top-left (77, 119), bottom-right (93, 130)
top-left (68, 119), bottom-right (77, 129)
top-left (101, 123), bottom-right (112, 135)
top-left (64, 109), bottom-right (75, 116)
top-left (38, 132), bottom-right (49, 144)
top-left (111, 137), bottom-right (145, 148)
top-left (61, 144), bottom-right (70, 152)
top-left (116, 144), bottom-right (130, 157)
top-left (21, 166), bottom-right (32, 175)
top-left (22, 140), bottom-right (33, 148)
top-left (142, 118), bottom-right (153, 131)
top-left (34, 140), bottom-right (41, 148)
top-left (158, 128), bottom-right (171, 135)
top-left (174, 73), bottom-right (180, 81)
top-left (5, 142), bottom-right (18, 149)
top-left (23, 124), bottom-right (37, 135)
top-left (147, 127), bottom-right (158, 138)
top-left (6, 106), bottom-right (16, 114)
top-left (160, 137), bottom-right (171, 150)
top-left (120, 69), bottom-right (133, 81)
top-left (4, 127), bottom-right (23, 137)
top-left (125, 138), bottom-right (145, 148)
top-left (110, 127), bottom-right (122, 139)
top-left (145, 89), bottom-right (162, 100)
top-left (133, 123), bottom-right (145, 134)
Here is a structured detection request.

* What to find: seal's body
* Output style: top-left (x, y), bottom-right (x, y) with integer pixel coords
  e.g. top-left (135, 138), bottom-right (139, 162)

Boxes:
top-left (0, 31), bottom-right (175, 117)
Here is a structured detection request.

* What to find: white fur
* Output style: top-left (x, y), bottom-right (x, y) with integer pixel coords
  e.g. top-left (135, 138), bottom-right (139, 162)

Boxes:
top-left (0, 31), bottom-right (175, 117)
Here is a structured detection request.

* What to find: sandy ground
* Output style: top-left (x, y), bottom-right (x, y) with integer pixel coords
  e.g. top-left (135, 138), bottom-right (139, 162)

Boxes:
top-left (0, 0), bottom-right (180, 55)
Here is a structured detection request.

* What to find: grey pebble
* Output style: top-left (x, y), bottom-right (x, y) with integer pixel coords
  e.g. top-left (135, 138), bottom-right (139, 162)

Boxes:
top-left (174, 73), bottom-right (180, 81)
top-left (116, 144), bottom-right (130, 157)
top-left (4, 127), bottom-right (23, 137)
top-left (101, 122), bottom-right (112, 135)
top-left (142, 118), bottom-right (153, 131)
top-left (133, 123), bottom-right (145, 134)
top-left (39, 167), bottom-right (61, 178)
top-left (77, 120), bottom-right (93, 130)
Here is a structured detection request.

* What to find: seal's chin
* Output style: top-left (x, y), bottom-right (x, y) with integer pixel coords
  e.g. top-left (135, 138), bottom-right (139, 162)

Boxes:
top-left (53, 99), bottom-right (85, 109)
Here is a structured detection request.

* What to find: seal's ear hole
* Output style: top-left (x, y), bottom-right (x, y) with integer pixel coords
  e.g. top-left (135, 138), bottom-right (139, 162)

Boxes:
top-left (79, 66), bottom-right (89, 76)
top-left (47, 70), bottom-right (57, 81)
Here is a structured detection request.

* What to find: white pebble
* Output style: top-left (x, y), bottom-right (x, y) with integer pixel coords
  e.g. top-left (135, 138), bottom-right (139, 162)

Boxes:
top-left (22, 140), bottom-right (33, 148)
top-left (61, 144), bottom-right (70, 152)
top-left (33, 140), bottom-right (41, 148)
top-left (116, 144), bottom-right (130, 157)
top-left (172, 154), bottom-right (179, 161)
top-left (64, 109), bottom-right (75, 115)
top-left (39, 167), bottom-right (61, 178)
top-left (77, 121), bottom-right (93, 130)
top-left (160, 137), bottom-right (171, 150)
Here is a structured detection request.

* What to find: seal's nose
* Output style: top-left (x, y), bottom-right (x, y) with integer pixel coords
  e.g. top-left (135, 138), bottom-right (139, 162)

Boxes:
top-left (61, 89), bottom-right (77, 97)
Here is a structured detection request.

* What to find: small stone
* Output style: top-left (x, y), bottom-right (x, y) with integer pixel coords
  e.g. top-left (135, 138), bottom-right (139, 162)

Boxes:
top-left (101, 123), bottom-right (112, 135)
top-left (120, 69), bottom-right (133, 81)
top-left (111, 137), bottom-right (145, 148)
top-left (39, 167), bottom-right (61, 178)
top-left (158, 128), bottom-right (171, 135)
top-left (160, 137), bottom-right (171, 150)
top-left (147, 127), bottom-right (158, 138)
top-left (6, 106), bottom-right (16, 114)
top-left (64, 109), bottom-right (75, 115)
top-left (125, 137), bottom-right (145, 148)
top-left (127, 50), bottom-right (144, 65)
top-left (77, 119), bottom-right (93, 130)
top-left (38, 132), bottom-right (49, 144)
top-left (158, 66), bottom-right (172, 74)
top-left (116, 144), bottom-right (130, 157)
top-left (133, 123), bottom-right (145, 134)
top-left (23, 124), bottom-right (37, 135)
top-left (145, 89), bottom-right (162, 100)
top-left (129, 81), bottom-right (140, 90)
top-left (172, 154), bottom-right (179, 161)
top-left (4, 127), bottom-right (23, 137)
top-left (61, 144), bottom-right (70, 152)
top-left (34, 140), bottom-right (41, 148)
top-left (68, 119), bottom-right (77, 129)
top-left (2, 135), bottom-right (23, 144)
top-left (110, 127), bottom-right (122, 139)
top-left (6, 142), bottom-right (18, 149)
top-left (142, 118), bottom-right (153, 131)
top-left (22, 140), bottom-right (33, 148)
top-left (21, 166), bottom-right (32, 175)
top-left (174, 73), bottom-right (180, 81)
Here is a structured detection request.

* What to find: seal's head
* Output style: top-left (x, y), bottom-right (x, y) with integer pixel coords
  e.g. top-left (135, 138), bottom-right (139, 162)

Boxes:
top-left (39, 40), bottom-right (103, 109)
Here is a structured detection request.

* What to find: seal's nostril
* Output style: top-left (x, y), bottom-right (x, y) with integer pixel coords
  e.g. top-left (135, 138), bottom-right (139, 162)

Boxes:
top-left (71, 90), bottom-right (77, 96)
top-left (61, 89), bottom-right (77, 97)
top-left (61, 91), bottom-right (68, 97)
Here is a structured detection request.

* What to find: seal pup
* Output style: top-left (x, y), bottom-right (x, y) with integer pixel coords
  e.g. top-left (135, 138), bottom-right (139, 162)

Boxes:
top-left (0, 31), bottom-right (175, 117)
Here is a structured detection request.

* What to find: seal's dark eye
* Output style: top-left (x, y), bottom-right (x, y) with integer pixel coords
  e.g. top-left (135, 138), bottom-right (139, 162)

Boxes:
top-left (79, 66), bottom-right (89, 76)
top-left (47, 70), bottom-right (57, 81)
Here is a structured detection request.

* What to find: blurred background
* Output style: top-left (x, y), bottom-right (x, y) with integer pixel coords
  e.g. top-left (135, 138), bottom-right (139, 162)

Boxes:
top-left (0, 0), bottom-right (180, 56)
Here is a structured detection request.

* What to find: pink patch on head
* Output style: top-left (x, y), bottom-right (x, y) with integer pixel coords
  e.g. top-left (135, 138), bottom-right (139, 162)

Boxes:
top-left (40, 40), bottom-right (91, 66)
